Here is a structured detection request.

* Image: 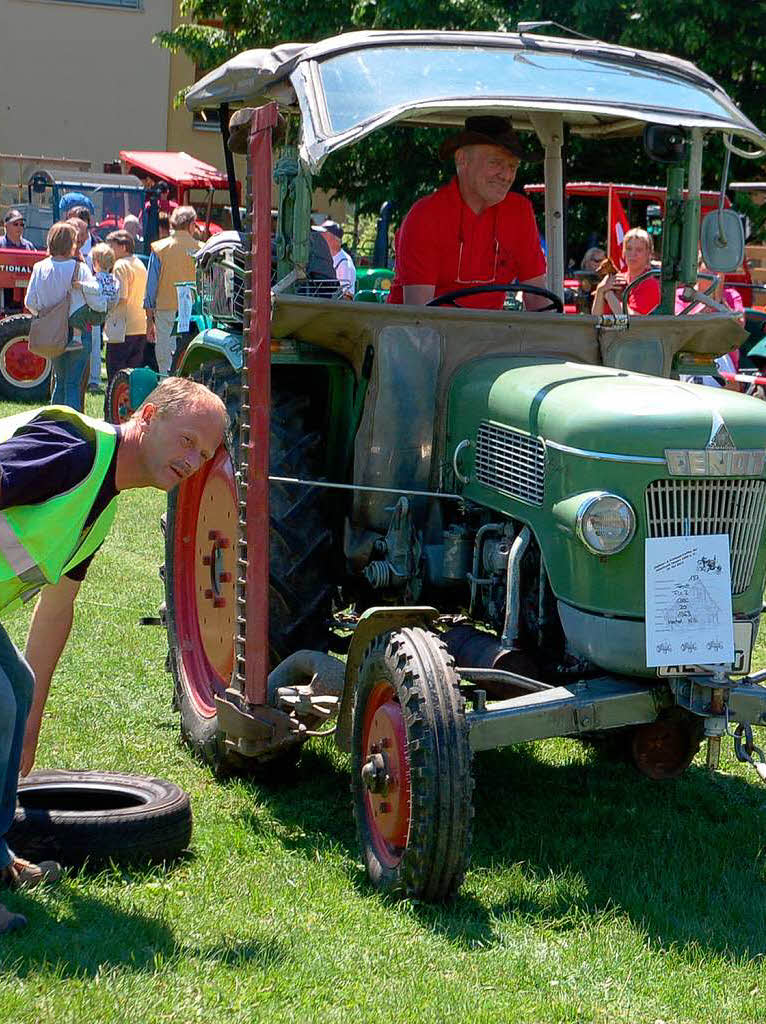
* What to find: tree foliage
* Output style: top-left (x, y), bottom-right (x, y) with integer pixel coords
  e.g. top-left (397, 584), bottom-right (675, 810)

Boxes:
top-left (157, 0), bottom-right (766, 226)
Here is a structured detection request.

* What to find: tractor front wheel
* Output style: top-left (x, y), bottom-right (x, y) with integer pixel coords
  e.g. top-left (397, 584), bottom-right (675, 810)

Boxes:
top-left (351, 627), bottom-right (473, 901)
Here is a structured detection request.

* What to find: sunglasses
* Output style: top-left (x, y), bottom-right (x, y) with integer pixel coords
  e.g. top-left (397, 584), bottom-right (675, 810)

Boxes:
top-left (6, 219), bottom-right (24, 227)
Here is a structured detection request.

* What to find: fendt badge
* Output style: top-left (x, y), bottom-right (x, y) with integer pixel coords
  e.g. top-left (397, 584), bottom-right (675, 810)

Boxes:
top-left (665, 449), bottom-right (766, 476)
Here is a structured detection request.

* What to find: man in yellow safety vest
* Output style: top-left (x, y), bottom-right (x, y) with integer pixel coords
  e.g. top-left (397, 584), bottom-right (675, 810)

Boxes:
top-left (0, 376), bottom-right (226, 932)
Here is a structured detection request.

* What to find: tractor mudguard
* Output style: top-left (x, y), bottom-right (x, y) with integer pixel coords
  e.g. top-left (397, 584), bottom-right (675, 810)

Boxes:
top-left (128, 366), bottom-right (160, 410)
top-left (335, 606), bottom-right (439, 753)
top-left (176, 328), bottom-right (243, 377)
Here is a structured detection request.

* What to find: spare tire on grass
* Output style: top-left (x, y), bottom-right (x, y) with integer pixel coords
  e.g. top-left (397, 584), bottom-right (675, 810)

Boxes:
top-left (7, 770), bottom-right (192, 866)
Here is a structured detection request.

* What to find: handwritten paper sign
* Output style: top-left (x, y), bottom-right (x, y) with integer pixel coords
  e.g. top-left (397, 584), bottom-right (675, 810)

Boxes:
top-left (175, 285), bottom-right (193, 334)
top-left (645, 535), bottom-right (734, 668)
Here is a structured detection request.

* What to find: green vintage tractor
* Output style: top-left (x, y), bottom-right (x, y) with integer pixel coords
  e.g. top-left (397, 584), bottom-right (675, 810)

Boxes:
top-left (158, 29), bottom-right (766, 901)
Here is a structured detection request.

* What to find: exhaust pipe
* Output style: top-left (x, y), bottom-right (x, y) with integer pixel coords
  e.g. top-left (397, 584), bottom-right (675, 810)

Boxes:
top-left (443, 625), bottom-right (546, 699)
top-left (443, 624), bottom-right (515, 671)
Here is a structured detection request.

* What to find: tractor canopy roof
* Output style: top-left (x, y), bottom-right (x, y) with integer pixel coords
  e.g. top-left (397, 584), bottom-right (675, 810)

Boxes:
top-left (119, 151), bottom-right (229, 190)
top-left (185, 29), bottom-right (766, 170)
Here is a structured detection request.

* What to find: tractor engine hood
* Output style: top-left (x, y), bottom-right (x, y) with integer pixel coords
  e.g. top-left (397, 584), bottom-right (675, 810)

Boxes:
top-left (455, 358), bottom-right (766, 458)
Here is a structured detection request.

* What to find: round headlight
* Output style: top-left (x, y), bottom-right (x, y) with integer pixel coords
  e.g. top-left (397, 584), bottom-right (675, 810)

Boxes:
top-left (576, 493), bottom-right (636, 555)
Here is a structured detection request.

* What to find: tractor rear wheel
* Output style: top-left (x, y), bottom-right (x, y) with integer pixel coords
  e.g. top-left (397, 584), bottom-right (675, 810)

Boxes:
top-left (164, 363), bottom-right (334, 773)
top-left (0, 314), bottom-right (51, 402)
top-left (351, 627), bottom-right (473, 901)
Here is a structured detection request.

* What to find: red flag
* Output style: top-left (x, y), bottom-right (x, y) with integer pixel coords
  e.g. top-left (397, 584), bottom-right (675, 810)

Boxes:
top-left (607, 189), bottom-right (629, 271)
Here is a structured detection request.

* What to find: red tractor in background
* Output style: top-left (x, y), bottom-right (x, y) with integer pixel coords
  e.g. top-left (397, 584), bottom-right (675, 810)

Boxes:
top-left (0, 248), bottom-right (50, 402)
top-left (119, 151), bottom-right (241, 238)
top-left (525, 181), bottom-right (755, 312)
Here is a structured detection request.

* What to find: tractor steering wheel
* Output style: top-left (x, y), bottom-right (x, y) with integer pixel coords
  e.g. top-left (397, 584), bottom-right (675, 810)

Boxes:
top-left (426, 282), bottom-right (564, 312)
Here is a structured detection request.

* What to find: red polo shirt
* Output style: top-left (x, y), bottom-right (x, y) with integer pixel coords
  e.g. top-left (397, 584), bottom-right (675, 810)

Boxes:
top-left (388, 178), bottom-right (546, 309)
top-left (627, 275), bottom-right (660, 315)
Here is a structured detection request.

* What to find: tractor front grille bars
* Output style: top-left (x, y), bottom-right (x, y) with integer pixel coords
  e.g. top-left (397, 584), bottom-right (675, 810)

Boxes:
top-left (474, 421), bottom-right (545, 506)
top-left (645, 477), bottom-right (766, 594)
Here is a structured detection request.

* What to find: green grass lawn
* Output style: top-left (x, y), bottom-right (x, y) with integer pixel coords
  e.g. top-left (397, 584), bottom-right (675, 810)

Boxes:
top-left (1, 389), bottom-right (766, 1023)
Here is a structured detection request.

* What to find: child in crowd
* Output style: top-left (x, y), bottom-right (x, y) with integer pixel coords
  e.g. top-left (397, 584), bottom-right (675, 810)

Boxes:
top-left (66, 242), bottom-right (119, 351)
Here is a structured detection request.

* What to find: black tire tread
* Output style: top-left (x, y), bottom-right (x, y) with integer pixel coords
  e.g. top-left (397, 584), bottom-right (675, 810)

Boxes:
top-left (7, 770), bottom-right (192, 866)
top-left (351, 627), bottom-right (473, 902)
top-left (164, 362), bottom-right (334, 773)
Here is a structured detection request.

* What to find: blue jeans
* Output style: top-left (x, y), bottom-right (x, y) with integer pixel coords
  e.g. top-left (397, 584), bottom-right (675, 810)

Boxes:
top-left (88, 325), bottom-right (102, 388)
top-left (51, 327), bottom-right (91, 411)
top-left (0, 624), bottom-right (34, 870)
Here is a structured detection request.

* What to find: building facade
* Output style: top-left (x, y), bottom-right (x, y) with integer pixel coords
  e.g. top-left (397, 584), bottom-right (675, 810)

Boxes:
top-left (0, 1), bottom-right (344, 223)
top-left (1, 0), bottom-right (173, 168)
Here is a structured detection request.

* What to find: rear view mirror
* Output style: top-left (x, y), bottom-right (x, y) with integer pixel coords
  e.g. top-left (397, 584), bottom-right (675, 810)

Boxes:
top-left (643, 124), bottom-right (686, 165)
top-left (700, 209), bottom-right (745, 273)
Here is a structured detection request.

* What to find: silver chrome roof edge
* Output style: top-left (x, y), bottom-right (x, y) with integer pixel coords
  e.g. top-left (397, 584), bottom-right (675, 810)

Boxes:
top-left (545, 440), bottom-right (667, 465)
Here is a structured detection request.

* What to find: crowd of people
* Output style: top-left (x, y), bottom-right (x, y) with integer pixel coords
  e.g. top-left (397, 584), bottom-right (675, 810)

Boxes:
top-left (1, 199), bottom-right (360, 410)
top-left (5, 198), bottom-right (205, 412)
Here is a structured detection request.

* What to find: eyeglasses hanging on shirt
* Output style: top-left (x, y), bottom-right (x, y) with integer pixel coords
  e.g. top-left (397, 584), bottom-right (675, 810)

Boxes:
top-left (455, 207), bottom-right (500, 284)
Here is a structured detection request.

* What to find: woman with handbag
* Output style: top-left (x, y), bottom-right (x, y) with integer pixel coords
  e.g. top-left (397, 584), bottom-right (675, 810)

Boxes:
top-left (24, 222), bottom-right (96, 411)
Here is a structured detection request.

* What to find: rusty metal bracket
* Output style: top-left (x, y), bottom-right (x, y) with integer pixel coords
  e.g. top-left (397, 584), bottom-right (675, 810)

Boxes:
top-left (215, 687), bottom-right (303, 759)
top-left (334, 606), bottom-right (439, 753)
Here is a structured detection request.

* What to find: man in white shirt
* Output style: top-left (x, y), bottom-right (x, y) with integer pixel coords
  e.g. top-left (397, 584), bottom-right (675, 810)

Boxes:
top-left (315, 220), bottom-right (356, 299)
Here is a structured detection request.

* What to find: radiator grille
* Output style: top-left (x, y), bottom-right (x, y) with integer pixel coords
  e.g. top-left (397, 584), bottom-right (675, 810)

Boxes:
top-left (645, 478), bottom-right (766, 594)
top-left (474, 421), bottom-right (545, 506)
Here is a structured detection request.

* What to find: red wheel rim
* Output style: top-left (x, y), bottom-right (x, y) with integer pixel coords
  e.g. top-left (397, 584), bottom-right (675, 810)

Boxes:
top-left (109, 376), bottom-right (132, 424)
top-left (361, 681), bottom-right (411, 868)
top-left (173, 445), bottom-right (237, 716)
top-left (0, 336), bottom-right (49, 388)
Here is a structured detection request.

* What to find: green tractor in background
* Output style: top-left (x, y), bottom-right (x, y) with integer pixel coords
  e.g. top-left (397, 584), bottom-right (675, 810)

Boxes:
top-left (150, 30), bottom-right (766, 902)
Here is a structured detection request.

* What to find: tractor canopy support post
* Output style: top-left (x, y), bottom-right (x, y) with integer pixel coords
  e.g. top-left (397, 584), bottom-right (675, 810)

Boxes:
top-left (243, 102), bottom-right (278, 706)
top-left (659, 164), bottom-right (686, 313)
top-left (681, 128), bottom-right (703, 286)
top-left (529, 112), bottom-right (565, 302)
top-left (219, 102), bottom-right (242, 234)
